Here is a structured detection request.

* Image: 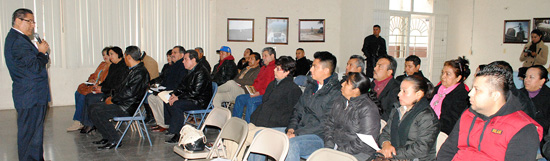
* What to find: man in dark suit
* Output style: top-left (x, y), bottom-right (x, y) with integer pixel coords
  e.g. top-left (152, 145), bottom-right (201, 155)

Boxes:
top-left (372, 55), bottom-right (399, 121)
top-left (4, 8), bottom-right (50, 161)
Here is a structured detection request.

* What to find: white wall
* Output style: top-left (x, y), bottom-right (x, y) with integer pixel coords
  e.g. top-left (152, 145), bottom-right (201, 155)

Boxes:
top-left (447, 0), bottom-right (550, 85)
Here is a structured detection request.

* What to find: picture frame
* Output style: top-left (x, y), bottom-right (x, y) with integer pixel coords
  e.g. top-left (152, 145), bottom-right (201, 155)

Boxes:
top-left (533, 18), bottom-right (550, 43)
top-left (503, 20), bottom-right (530, 43)
top-left (227, 18), bottom-right (254, 42)
top-left (266, 17), bottom-right (289, 44)
top-left (299, 19), bottom-right (325, 42)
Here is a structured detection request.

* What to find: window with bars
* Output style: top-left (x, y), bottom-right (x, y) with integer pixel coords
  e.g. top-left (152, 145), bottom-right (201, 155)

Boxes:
top-left (388, 0), bottom-right (433, 58)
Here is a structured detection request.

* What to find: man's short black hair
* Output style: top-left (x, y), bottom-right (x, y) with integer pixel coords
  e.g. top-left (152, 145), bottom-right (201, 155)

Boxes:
top-left (296, 48), bottom-right (304, 52)
top-left (373, 25), bottom-right (381, 29)
top-left (275, 56), bottom-right (296, 76)
top-left (185, 50), bottom-right (199, 63)
top-left (250, 52), bottom-right (261, 61)
top-left (313, 51), bottom-right (337, 74)
top-left (12, 8), bottom-right (33, 26)
top-left (476, 64), bottom-right (512, 97)
top-left (378, 55), bottom-right (397, 75)
top-left (173, 46), bottom-right (185, 54)
top-left (405, 55), bottom-right (421, 66)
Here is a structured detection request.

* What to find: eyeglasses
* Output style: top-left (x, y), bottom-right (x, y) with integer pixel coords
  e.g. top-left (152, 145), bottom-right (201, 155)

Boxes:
top-left (19, 18), bottom-right (36, 24)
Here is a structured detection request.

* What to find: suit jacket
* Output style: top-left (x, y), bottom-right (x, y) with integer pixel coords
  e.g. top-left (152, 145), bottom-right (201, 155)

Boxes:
top-left (4, 28), bottom-right (50, 109)
top-left (373, 78), bottom-right (400, 121)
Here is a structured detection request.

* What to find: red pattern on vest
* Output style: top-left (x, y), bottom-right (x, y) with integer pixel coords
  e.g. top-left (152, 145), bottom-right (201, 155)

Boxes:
top-left (453, 109), bottom-right (542, 161)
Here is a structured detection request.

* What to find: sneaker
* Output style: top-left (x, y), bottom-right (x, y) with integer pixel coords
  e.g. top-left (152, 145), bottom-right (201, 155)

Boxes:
top-left (67, 121), bottom-right (84, 132)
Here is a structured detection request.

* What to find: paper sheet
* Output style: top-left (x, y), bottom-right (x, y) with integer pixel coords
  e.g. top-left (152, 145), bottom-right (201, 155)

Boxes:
top-left (150, 86), bottom-right (166, 92)
top-left (356, 133), bottom-right (380, 151)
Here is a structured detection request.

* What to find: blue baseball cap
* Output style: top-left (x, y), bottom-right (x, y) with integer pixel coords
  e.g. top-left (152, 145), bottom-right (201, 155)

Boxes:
top-left (219, 46), bottom-right (231, 54)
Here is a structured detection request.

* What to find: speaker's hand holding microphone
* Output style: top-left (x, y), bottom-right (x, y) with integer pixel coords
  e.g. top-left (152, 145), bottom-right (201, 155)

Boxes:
top-left (34, 33), bottom-right (50, 55)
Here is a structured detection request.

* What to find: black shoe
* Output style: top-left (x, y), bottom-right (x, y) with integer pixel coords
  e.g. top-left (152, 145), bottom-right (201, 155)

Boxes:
top-left (92, 139), bottom-right (109, 145)
top-left (97, 142), bottom-right (119, 150)
top-left (165, 134), bottom-right (180, 144)
top-left (80, 126), bottom-right (96, 134)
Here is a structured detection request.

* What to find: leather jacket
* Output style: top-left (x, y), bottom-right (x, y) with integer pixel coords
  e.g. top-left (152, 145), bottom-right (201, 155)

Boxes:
top-left (112, 62), bottom-right (150, 115)
top-left (211, 59), bottom-right (237, 86)
top-left (173, 65), bottom-right (213, 108)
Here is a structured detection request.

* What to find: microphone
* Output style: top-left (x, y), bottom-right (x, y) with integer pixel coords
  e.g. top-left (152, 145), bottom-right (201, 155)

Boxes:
top-left (33, 33), bottom-right (42, 44)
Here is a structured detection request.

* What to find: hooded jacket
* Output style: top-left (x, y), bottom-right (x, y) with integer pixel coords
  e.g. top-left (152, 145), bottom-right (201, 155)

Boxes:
top-left (287, 73), bottom-right (341, 138)
top-left (212, 55), bottom-right (237, 86)
top-left (437, 94), bottom-right (543, 161)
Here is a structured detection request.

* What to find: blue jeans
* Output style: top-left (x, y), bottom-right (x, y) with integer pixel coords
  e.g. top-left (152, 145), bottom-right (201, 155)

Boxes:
top-left (232, 94), bottom-right (262, 123)
top-left (248, 128), bottom-right (323, 161)
top-left (73, 91), bottom-right (85, 121)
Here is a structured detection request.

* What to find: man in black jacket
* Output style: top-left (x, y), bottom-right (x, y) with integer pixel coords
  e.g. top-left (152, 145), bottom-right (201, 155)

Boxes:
top-left (294, 48), bottom-right (312, 76)
top-left (88, 46), bottom-right (150, 149)
top-left (362, 24), bottom-right (387, 78)
top-left (195, 47), bottom-right (211, 73)
top-left (165, 50), bottom-right (213, 143)
top-left (211, 46), bottom-right (237, 86)
top-left (372, 55), bottom-right (399, 121)
top-left (395, 55), bottom-right (429, 83)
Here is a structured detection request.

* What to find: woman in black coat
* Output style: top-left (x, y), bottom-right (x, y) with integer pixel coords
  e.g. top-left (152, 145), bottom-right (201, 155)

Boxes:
top-left (324, 72), bottom-right (381, 160)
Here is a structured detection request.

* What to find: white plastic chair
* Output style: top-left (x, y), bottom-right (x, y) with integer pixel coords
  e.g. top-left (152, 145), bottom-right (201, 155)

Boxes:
top-left (436, 131), bottom-right (448, 155)
top-left (307, 148), bottom-right (358, 161)
top-left (243, 128), bottom-right (290, 161)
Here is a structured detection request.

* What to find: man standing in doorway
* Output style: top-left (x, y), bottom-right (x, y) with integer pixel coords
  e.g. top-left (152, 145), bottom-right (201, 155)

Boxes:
top-left (4, 8), bottom-right (51, 161)
top-left (362, 24), bottom-right (387, 78)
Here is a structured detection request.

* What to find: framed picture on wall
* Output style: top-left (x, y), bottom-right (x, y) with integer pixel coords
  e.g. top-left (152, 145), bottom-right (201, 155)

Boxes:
top-left (299, 19), bottom-right (325, 42)
top-left (533, 18), bottom-right (550, 43)
top-left (266, 17), bottom-right (288, 44)
top-left (227, 18), bottom-right (254, 42)
top-left (503, 20), bottom-right (530, 43)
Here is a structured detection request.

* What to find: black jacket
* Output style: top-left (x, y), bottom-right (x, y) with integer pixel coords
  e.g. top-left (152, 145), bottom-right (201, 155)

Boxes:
top-left (395, 71), bottom-right (430, 83)
top-left (199, 57), bottom-right (211, 73)
top-left (100, 60), bottom-right (129, 96)
top-left (361, 35), bottom-right (387, 60)
top-left (294, 57), bottom-right (312, 76)
top-left (150, 58), bottom-right (187, 90)
top-left (250, 76), bottom-right (302, 127)
top-left (433, 83), bottom-right (470, 135)
top-left (237, 57), bottom-right (248, 71)
top-left (379, 98), bottom-right (439, 161)
top-left (211, 59), bottom-right (237, 86)
top-left (287, 73), bottom-right (341, 138)
top-left (111, 62), bottom-right (150, 115)
top-left (521, 85), bottom-right (550, 136)
top-left (437, 94), bottom-right (541, 161)
top-left (373, 78), bottom-right (400, 121)
top-left (325, 94), bottom-right (381, 156)
top-left (173, 65), bottom-right (213, 108)
top-left (512, 87), bottom-right (537, 119)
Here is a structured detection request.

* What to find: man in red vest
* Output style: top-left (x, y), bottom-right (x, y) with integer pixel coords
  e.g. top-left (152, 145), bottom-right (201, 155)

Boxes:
top-left (437, 63), bottom-right (543, 161)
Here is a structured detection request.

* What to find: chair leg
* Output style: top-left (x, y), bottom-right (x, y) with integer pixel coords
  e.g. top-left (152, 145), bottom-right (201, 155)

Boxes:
top-left (115, 122), bottom-right (121, 130)
top-left (134, 122), bottom-right (143, 138)
top-left (116, 120), bottom-right (134, 150)
top-left (139, 118), bottom-right (153, 146)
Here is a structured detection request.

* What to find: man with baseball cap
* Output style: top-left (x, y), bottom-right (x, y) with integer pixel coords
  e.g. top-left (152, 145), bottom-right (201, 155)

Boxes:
top-left (212, 46), bottom-right (238, 86)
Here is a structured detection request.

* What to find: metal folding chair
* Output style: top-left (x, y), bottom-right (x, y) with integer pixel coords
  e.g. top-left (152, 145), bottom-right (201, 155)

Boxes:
top-left (112, 91), bottom-right (152, 149)
top-left (183, 82), bottom-right (218, 128)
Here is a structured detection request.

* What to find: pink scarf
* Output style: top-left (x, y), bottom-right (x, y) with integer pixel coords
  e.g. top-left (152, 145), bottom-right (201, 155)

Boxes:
top-left (430, 83), bottom-right (460, 119)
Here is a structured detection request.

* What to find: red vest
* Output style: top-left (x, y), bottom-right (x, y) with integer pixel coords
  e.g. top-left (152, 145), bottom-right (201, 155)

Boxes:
top-left (453, 109), bottom-right (542, 161)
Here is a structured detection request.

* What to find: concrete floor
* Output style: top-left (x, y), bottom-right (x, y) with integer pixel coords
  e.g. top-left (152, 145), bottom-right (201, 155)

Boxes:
top-left (0, 106), bottom-right (195, 161)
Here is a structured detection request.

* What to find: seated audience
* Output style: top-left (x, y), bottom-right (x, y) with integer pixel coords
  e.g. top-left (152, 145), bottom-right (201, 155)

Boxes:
top-left (284, 51), bottom-right (341, 160)
top-left (237, 48), bottom-right (253, 73)
top-left (148, 47), bottom-right (188, 133)
top-left (211, 46), bottom-right (238, 86)
top-left (489, 61), bottom-right (537, 119)
top-left (195, 47), bottom-right (211, 73)
top-left (438, 64), bottom-right (543, 160)
top-left (341, 55), bottom-right (365, 83)
top-left (325, 72), bottom-right (380, 160)
top-left (67, 47), bottom-right (111, 132)
top-left (520, 29), bottom-right (548, 67)
top-left (165, 50), bottom-right (213, 143)
top-left (160, 49), bottom-right (173, 76)
top-left (395, 55), bottom-right (429, 83)
top-left (378, 75), bottom-right (439, 160)
top-left (88, 46), bottom-right (150, 149)
top-left (294, 48), bottom-right (312, 76)
top-left (232, 47), bottom-right (276, 122)
top-left (231, 56), bottom-right (303, 161)
top-left (372, 55), bottom-right (400, 121)
top-left (520, 65), bottom-right (550, 136)
top-left (80, 46), bottom-right (129, 133)
top-left (430, 56), bottom-right (470, 135)
top-left (212, 52), bottom-right (261, 108)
